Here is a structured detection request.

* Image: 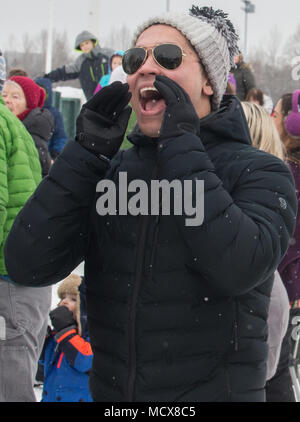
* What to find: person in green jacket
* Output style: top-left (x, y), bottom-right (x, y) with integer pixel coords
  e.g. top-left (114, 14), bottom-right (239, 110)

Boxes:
top-left (0, 96), bottom-right (52, 402)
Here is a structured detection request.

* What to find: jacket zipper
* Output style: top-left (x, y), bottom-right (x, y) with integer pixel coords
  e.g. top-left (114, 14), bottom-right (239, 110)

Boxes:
top-left (233, 321), bottom-right (238, 351)
top-left (149, 215), bottom-right (160, 281)
top-left (225, 300), bottom-right (239, 401)
top-left (89, 66), bottom-right (96, 82)
top-left (126, 214), bottom-right (150, 401)
top-left (233, 300), bottom-right (239, 352)
top-left (126, 164), bottom-right (159, 401)
top-left (225, 367), bottom-right (232, 401)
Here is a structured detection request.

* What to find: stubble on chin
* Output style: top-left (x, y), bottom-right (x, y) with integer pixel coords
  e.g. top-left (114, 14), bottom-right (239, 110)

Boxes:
top-left (136, 114), bottom-right (163, 138)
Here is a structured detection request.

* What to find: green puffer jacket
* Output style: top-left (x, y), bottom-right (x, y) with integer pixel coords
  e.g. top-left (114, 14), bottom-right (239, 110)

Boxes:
top-left (0, 98), bottom-right (42, 274)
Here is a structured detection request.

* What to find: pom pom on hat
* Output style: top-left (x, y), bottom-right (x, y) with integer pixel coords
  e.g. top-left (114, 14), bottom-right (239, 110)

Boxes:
top-left (131, 6), bottom-right (240, 110)
top-left (9, 76), bottom-right (46, 110)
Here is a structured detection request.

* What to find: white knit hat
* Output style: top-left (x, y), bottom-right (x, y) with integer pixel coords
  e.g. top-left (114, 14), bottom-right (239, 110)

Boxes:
top-left (131, 6), bottom-right (239, 110)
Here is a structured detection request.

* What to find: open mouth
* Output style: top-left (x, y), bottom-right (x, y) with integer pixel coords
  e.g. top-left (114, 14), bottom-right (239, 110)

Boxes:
top-left (139, 87), bottom-right (166, 114)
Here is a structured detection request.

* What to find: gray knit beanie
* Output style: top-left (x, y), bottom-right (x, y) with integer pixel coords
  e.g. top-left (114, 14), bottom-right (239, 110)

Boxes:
top-left (131, 6), bottom-right (239, 110)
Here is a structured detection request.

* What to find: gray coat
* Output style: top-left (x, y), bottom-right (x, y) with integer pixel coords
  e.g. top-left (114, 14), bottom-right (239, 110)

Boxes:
top-left (266, 271), bottom-right (290, 380)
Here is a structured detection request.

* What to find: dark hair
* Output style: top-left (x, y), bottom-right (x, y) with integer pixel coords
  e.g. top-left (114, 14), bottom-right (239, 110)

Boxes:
top-left (279, 93), bottom-right (300, 164)
top-left (281, 93), bottom-right (299, 117)
top-left (245, 88), bottom-right (264, 106)
top-left (8, 67), bottom-right (28, 78)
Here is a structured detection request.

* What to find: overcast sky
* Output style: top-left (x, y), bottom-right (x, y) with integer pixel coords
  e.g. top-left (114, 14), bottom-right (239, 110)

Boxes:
top-left (1, 0), bottom-right (299, 56)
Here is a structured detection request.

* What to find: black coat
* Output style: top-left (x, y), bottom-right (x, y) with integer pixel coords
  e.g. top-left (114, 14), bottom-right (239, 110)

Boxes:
top-left (233, 63), bottom-right (256, 101)
top-left (23, 108), bottom-right (54, 177)
top-left (5, 96), bottom-right (297, 402)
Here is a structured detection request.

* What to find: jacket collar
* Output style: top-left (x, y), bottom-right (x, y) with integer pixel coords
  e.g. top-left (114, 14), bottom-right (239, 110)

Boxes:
top-left (200, 95), bottom-right (252, 147)
top-left (127, 124), bottom-right (158, 148)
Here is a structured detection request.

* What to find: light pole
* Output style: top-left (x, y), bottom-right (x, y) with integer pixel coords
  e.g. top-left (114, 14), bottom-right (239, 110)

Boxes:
top-left (88, 0), bottom-right (101, 39)
top-left (45, 0), bottom-right (54, 73)
top-left (241, 0), bottom-right (255, 59)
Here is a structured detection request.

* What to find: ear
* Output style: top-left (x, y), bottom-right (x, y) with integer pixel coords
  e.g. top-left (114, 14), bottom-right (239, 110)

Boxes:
top-left (203, 80), bottom-right (214, 96)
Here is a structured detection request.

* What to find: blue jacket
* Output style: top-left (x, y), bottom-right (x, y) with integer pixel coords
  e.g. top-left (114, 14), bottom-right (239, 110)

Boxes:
top-left (35, 78), bottom-right (67, 159)
top-left (40, 280), bottom-right (93, 402)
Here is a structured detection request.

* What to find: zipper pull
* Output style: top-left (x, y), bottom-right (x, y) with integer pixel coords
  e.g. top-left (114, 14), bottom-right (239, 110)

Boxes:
top-left (51, 343), bottom-right (60, 365)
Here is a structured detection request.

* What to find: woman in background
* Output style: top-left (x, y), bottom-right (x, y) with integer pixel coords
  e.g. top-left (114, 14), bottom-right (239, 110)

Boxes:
top-left (242, 101), bottom-right (291, 400)
top-left (2, 76), bottom-right (53, 177)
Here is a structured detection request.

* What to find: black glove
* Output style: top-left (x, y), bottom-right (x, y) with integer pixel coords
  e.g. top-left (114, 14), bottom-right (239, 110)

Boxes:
top-left (153, 75), bottom-right (200, 140)
top-left (76, 81), bottom-right (132, 159)
top-left (49, 306), bottom-right (76, 333)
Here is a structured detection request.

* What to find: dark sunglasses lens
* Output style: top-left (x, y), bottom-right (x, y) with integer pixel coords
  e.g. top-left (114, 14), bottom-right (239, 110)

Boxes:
top-left (122, 48), bottom-right (146, 74)
top-left (154, 44), bottom-right (182, 70)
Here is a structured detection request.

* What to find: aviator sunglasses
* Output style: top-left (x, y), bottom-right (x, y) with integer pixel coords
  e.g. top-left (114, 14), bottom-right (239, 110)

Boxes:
top-left (122, 43), bottom-right (186, 75)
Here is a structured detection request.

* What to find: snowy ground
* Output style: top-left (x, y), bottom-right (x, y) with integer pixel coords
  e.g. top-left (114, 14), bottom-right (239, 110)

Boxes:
top-left (34, 261), bottom-right (85, 402)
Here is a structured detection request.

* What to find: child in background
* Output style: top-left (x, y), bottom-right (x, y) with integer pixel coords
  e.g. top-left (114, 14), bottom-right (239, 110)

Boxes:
top-left (94, 50), bottom-right (124, 93)
top-left (44, 31), bottom-right (108, 101)
top-left (40, 274), bottom-right (93, 402)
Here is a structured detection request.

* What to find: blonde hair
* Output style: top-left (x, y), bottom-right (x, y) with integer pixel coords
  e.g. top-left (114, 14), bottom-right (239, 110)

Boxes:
top-left (242, 102), bottom-right (286, 161)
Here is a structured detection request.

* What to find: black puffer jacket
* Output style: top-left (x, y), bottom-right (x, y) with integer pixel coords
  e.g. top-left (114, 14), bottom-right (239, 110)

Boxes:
top-left (23, 108), bottom-right (54, 177)
top-left (5, 96), bottom-right (297, 402)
